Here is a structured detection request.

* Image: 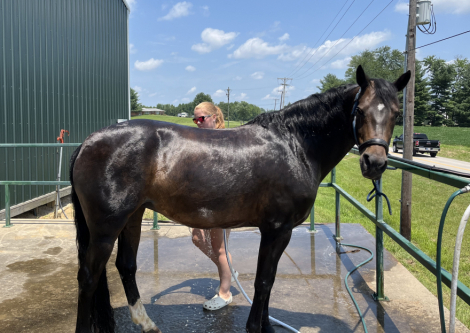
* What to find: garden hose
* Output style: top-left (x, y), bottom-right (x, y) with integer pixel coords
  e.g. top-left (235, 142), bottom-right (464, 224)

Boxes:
top-left (340, 242), bottom-right (374, 333)
top-left (223, 230), bottom-right (301, 333)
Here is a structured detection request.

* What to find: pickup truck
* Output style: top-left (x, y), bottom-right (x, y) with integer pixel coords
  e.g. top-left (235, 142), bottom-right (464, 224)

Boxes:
top-left (392, 133), bottom-right (440, 157)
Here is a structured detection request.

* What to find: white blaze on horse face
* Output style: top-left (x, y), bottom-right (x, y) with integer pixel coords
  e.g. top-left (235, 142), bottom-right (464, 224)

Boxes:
top-left (377, 103), bottom-right (385, 112)
top-left (128, 299), bottom-right (158, 332)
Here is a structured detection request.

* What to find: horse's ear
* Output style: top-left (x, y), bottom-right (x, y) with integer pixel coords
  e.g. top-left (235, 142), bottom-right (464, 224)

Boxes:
top-left (356, 65), bottom-right (370, 90)
top-left (394, 70), bottom-right (411, 92)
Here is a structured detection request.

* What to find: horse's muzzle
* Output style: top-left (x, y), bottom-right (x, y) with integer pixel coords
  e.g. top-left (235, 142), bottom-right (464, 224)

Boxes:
top-left (359, 147), bottom-right (388, 180)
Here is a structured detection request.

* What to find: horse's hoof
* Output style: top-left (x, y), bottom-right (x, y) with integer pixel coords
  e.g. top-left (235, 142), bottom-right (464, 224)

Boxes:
top-left (142, 329), bottom-right (162, 333)
top-left (261, 323), bottom-right (276, 333)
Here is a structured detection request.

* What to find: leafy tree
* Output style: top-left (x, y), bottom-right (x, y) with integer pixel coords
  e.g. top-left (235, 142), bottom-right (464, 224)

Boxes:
top-left (345, 46), bottom-right (404, 83)
top-left (453, 58), bottom-right (470, 126)
top-left (413, 61), bottom-right (431, 126)
top-left (317, 74), bottom-right (346, 93)
top-left (193, 92), bottom-right (213, 106)
top-left (423, 56), bottom-right (456, 126)
top-left (130, 88), bottom-right (142, 112)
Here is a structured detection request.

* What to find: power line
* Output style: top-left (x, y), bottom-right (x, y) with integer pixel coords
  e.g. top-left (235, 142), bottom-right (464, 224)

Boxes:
top-left (410, 30), bottom-right (470, 51)
top-left (295, 0), bottom-right (395, 81)
top-left (286, 0), bottom-right (352, 77)
top-left (294, 0), bottom-right (377, 80)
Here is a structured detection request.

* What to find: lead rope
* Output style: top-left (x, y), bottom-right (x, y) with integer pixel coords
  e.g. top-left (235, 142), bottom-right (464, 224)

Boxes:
top-left (366, 180), bottom-right (393, 215)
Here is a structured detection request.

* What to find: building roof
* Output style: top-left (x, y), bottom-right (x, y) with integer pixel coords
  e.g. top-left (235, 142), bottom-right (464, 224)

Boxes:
top-left (142, 108), bottom-right (165, 112)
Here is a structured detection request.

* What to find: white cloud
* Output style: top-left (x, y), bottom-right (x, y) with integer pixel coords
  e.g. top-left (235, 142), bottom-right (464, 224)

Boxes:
top-left (226, 44), bottom-right (235, 50)
top-left (192, 28), bottom-right (239, 54)
top-left (396, 0), bottom-right (470, 14)
top-left (330, 57), bottom-right (351, 69)
top-left (251, 72), bottom-right (264, 80)
top-left (134, 58), bottom-right (164, 71)
top-left (185, 65), bottom-right (196, 71)
top-left (434, 0), bottom-right (470, 13)
top-left (311, 79), bottom-right (320, 83)
top-left (202, 5), bottom-right (210, 16)
top-left (149, 92), bottom-right (157, 97)
top-left (394, 2), bottom-right (408, 13)
top-left (181, 97), bottom-right (190, 103)
top-left (159, 2), bottom-right (192, 21)
top-left (127, 0), bottom-right (136, 11)
top-left (279, 33), bottom-right (290, 41)
top-left (186, 87), bottom-right (197, 95)
top-left (213, 89), bottom-right (226, 98)
top-left (133, 86), bottom-right (142, 92)
top-left (233, 76), bottom-right (242, 81)
top-left (240, 93), bottom-right (247, 100)
top-left (262, 94), bottom-right (273, 100)
top-left (278, 30), bottom-right (391, 63)
top-left (171, 52), bottom-right (178, 56)
top-left (172, 99), bottom-right (179, 105)
top-left (129, 43), bottom-right (137, 54)
top-left (229, 37), bottom-right (288, 59)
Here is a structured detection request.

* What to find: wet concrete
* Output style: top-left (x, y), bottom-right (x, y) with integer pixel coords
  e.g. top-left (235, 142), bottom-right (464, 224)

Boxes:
top-left (0, 222), bottom-right (468, 333)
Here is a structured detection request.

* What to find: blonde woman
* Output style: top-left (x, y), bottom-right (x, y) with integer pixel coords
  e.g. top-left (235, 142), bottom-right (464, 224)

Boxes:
top-left (191, 102), bottom-right (238, 310)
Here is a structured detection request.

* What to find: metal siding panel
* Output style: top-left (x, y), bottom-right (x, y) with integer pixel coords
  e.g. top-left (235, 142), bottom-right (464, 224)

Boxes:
top-left (1, 0), bottom-right (128, 211)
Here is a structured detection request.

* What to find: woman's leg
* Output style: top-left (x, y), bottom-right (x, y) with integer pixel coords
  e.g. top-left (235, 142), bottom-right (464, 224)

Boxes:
top-left (192, 228), bottom-right (218, 264)
top-left (210, 228), bottom-right (233, 300)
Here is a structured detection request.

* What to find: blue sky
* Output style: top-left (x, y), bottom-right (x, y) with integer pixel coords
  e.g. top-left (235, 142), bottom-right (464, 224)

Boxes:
top-left (127, 0), bottom-right (470, 110)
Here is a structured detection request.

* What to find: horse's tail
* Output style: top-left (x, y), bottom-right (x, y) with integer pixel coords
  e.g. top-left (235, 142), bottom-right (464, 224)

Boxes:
top-left (70, 144), bottom-right (115, 333)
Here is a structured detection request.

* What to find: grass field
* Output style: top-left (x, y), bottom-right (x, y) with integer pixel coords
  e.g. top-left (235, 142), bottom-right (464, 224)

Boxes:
top-left (134, 115), bottom-right (470, 327)
top-left (131, 114), bottom-right (244, 128)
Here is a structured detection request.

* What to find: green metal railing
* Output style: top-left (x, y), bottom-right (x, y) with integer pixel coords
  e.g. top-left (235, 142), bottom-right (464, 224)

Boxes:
top-left (309, 148), bottom-right (470, 331)
top-left (0, 143), bottom-right (162, 229)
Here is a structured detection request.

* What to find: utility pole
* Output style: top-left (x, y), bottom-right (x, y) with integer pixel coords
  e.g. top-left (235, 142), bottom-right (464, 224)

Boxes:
top-left (273, 98), bottom-right (279, 111)
top-left (400, 0), bottom-right (417, 241)
top-left (226, 87), bottom-right (231, 128)
top-left (277, 78), bottom-right (292, 109)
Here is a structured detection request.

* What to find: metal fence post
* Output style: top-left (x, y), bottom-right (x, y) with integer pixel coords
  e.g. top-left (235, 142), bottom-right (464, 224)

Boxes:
top-left (373, 177), bottom-right (389, 301)
top-left (332, 168), bottom-right (342, 241)
top-left (309, 204), bottom-right (318, 233)
top-left (151, 211), bottom-right (160, 230)
top-left (3, 185), bottom-right (12, 228)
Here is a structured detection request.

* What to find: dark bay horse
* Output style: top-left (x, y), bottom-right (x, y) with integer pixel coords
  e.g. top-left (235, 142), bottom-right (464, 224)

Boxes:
top-left (70, 66), bottom-right (410, 333)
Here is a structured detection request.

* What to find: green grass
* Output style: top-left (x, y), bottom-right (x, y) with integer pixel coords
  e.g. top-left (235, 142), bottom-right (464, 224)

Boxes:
top-left (131, 114), bottom-right (243, 128)
top-left (393, 125), bottom-right (470, 147)
top-left (315, 155), bottom-right (470, 328)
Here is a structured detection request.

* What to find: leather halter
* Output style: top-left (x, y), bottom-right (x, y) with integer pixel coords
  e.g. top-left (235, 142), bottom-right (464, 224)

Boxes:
top-left (351, 88), bottom-right (390, 153)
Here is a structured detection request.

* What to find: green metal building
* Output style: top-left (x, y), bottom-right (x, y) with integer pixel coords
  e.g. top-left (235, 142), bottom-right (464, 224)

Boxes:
top-left (0, 0), bottom-right (130, 214)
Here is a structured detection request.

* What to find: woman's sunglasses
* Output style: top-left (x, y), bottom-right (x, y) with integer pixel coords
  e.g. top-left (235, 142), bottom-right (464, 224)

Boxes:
top-left (192, 115), bottom-right (213, 124)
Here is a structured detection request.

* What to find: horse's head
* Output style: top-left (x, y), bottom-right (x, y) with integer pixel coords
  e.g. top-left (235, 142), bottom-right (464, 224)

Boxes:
top-left (353, 65), bottom-right (411, 180)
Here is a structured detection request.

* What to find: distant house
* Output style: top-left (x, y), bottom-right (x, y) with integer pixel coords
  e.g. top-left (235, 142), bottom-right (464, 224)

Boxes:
top-left (178, 112), bottom-right (188, 117)
top-left (131, 108), bottom-right (166, 117)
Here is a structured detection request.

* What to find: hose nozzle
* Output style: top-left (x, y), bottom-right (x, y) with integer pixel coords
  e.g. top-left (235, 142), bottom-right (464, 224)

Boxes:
top-left (462, 184), bottom-right (470, 194)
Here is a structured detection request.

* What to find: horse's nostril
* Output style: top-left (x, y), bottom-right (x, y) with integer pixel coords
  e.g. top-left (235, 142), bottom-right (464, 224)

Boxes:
top-left (363, 153), bottom-right (371, 166)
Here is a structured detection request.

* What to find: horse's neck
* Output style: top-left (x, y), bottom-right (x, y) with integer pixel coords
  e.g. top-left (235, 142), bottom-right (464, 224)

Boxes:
top-left (300, 88), bottom-right (357, 181)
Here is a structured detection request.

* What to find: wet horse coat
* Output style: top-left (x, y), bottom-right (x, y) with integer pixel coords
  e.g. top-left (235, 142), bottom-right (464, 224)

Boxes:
top-left (71, 66), bottom-right (410, 333)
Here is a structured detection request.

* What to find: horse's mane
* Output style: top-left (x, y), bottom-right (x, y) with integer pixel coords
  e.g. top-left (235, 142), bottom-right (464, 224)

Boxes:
top-left (246, 84), bottom-right (357, 137)
top-left (246, 78), bottom-right (398, 138)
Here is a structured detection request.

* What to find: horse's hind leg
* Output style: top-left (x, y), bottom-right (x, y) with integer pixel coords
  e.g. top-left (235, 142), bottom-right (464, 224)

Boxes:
top-left (116, 207), bottom-right (161, 333)
top-left (246, 227), bottom-right (293, 333)
top-left (76, 231), bottom-right (119, 333)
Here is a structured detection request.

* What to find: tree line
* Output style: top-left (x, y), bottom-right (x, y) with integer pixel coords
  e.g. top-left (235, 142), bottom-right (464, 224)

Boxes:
top-left (317, 46), bottom-right (470, 127)
top-left (131, 90), bottom-right (267, 122)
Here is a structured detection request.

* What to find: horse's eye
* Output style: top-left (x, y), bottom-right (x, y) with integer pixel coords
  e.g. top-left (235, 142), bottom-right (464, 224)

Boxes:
top-left (356, 107), bottom-right (364, 115)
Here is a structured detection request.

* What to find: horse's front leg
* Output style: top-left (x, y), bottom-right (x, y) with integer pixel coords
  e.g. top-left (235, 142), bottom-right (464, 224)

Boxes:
top-left (246, 227), bottom-right (293, 333)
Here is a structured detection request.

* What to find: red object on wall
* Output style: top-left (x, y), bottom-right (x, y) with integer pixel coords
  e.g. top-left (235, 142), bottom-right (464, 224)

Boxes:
top-left (57, 129), bottom-right (70, 143)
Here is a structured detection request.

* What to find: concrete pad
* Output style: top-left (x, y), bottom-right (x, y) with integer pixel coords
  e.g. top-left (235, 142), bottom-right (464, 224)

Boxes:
top-left (0, 222), bottom-right (468, 333)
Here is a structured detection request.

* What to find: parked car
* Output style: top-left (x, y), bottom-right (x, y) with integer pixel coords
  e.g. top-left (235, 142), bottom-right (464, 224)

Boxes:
top-left (392, 133), bottom-right (440, 157)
